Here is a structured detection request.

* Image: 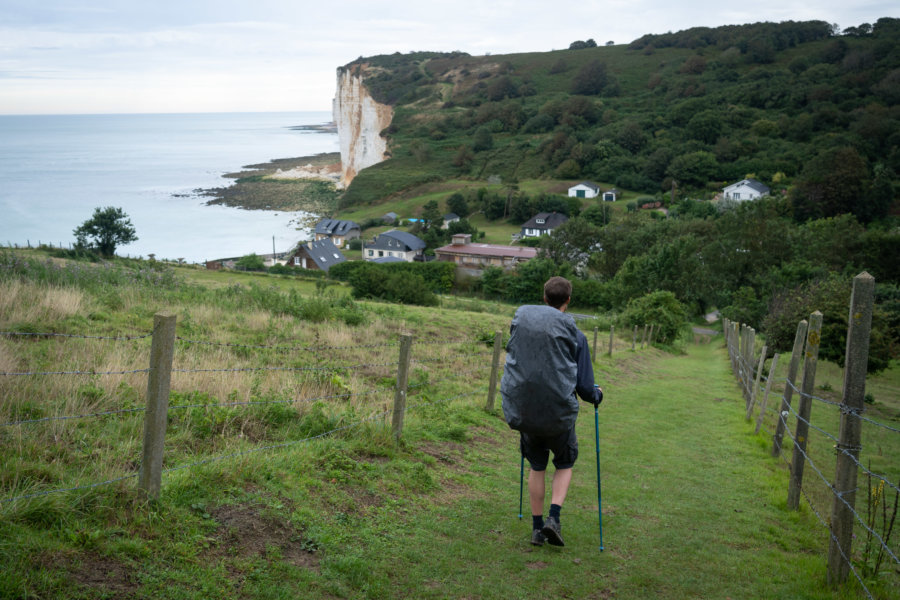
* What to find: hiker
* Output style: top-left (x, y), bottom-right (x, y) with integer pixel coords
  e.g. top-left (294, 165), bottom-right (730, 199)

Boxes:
top-left (500, 276), bottom-right (603, 547)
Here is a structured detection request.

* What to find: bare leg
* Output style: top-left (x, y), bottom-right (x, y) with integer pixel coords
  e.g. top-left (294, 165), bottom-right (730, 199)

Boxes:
top-left (528, 469), bottom-right (546, 517)
top-left (550, 467), bottom-right (573, 506)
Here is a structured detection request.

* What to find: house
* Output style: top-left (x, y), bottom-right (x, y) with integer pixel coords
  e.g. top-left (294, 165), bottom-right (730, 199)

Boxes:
top-left (284, 238), bottom-right (347, 272)
top-left (381, 212), bottom-right (398, 223)
top-left (442, 213), bottom-right (460, 229)
top-left (602, 189), bottom-right (618, 202)
top-left (722, 179), bottom-right (770, 202)
top-left (521, 212), bottom-right (568, 238)
top-left (314, 219), bottom-right (360, 248)
top-left (568, 181), bottom-right (600, 198)
top-left (435, 234), bottom-right (537, 275)
top-left (364, 230), bottom-right (426, 263)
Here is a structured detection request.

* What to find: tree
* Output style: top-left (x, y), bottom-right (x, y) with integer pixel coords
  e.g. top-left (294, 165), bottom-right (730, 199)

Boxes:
top-left (446, 192), bottom-right (470, 218)
top-left (538, 218), bottom-right (601, 275)
top-left (571, 60), bottom-right (611, 95)
top-left (472, 127), bottom-right (494, 152)
top-left (235, 253), bottom-right (266, 271)
top-left (73, 206), bottom-right (138, 257)
top-left (790, 146), bottom-right (870, 222)
top-left (421, 200), bottom-right (441, 229)
top-left (617, 291), bottom-right (687, 343)
top-left (581, 203), bottom-right (612, 227)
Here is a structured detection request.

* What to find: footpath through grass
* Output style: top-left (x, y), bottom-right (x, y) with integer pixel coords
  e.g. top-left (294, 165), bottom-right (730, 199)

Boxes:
top-left (3, 337), bottom-right (892, 599)
top-left (357, 342), bottom-right (885, 600)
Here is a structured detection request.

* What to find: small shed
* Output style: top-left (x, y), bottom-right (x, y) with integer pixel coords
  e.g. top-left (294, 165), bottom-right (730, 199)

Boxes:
top-left (602, 189), bottom-right (618, 202)
top-left (568, 181), bottom-right (600, 199)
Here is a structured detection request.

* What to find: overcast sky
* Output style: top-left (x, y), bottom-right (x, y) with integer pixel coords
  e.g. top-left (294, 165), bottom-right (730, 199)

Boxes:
top-left (0, 0), bottom-right (895, 115)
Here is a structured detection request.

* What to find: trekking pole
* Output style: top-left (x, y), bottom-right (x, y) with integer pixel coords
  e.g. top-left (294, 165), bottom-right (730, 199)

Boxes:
top-left (594, 401), bottom-right (604, 551)
top-left (518, 452), bottom-right (524, 519)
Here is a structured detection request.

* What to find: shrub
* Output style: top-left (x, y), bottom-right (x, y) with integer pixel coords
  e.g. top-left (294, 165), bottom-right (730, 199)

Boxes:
top-left (617, 291), bottom-right (687, 343)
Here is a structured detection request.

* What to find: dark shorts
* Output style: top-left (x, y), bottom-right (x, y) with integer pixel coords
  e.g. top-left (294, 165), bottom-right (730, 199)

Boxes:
top-left (520, 427), bottom-right (578, 471)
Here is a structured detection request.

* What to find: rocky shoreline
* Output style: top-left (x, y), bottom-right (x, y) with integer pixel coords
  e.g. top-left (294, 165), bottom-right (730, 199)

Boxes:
top-left (195, 152), bottom-right (341, 212)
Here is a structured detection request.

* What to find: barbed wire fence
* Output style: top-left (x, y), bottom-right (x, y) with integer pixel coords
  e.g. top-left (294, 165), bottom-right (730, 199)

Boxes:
top-left (0, 317), bottom-right (503, 507)
top-left (723, 272), bottom-right (899, 598)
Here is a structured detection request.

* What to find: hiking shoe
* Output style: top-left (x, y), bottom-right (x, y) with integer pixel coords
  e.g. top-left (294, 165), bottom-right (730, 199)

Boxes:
top-left (541, 516), bottom-right (564, 546)
top-left (530, 529), bottom-right (546, 546)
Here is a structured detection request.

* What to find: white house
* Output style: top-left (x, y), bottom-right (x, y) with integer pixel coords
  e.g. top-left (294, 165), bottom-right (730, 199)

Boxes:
top-left (602, 189), bottom-right (618, 202)
top-left (568, 181), bottom-right (600, 199)
top-left (364, 230), bottom-right (426, 263)
top-left (722, 179), bottom-right (770, 202)
top-left (520, 212), bottom-right (569, 238)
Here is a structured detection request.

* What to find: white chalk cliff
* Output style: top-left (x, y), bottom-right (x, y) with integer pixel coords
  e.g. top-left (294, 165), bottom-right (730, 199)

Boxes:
top-left (333, 66), bottom-right (394, 187)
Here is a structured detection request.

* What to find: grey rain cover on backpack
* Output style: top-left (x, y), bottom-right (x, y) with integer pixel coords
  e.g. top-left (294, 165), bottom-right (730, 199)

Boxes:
top-left (500, 304), bottom-right (579, 437)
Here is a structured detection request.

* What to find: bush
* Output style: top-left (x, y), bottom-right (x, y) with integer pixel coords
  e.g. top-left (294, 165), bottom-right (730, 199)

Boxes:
top-left (235, 253), bottom-right (266, 271)
top-left (348, 263), bottom-right (438, 306)
top-left (617, 291), bottom-right (687, 343)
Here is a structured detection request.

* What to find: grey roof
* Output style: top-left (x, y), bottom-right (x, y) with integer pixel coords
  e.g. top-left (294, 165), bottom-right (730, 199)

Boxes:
top-left (521, 212), bottom-right (569, 230)
top-left (726, 179), bottom-right (770, 194)
top-left (315, 219), bottom-right (360, 236)
top-left (302, 238), bottom-right (347, 272)
top-left (571, 181), bottom-right (600, 191)
top-left (443, 213), bottom-right (460, 221)
top-left (372, 256), bottom-right (406, 263)
top-left (365, 230), bottom-right (426, 252)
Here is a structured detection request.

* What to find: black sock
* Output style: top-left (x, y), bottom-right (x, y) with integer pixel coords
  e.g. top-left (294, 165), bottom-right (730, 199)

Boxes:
top-left (549, 504), bottom-right (561, 520)
top-left (532, 515), bottom-right (544, 530)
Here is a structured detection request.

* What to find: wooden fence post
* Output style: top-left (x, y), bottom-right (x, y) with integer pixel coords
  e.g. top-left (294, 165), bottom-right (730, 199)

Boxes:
top-left (608, 325), bottom-right (614, 357)
top-left (648, 324), bottom-right (654, 346)
top-left (486, 331), bottom-right (503, 412)
top-left (755, 353), bottom-right (780, 435)
top-left (392, 334), bottom-right (413, 442)
top-left (827, 273), bottom-right (875, 584)
top-left (773, 319), bottom-right (808, 458)
top-left (744, 328), bottom-right (756, 404)
top-left (746, 345), bottom-right (767, 420)
top-left (787, 311), bottom-right (823, 510)
top-left (138, 313), bottom-right (177, 499)
top-left (632, 325), bottom-right (637, 350)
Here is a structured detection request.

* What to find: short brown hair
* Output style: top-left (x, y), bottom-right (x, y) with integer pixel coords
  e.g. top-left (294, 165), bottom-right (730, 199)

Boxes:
top-left (543, 276), bottom-right (572, 308)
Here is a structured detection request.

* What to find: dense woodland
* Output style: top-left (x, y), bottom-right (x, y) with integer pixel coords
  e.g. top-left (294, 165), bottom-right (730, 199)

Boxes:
top-left (335, 19), bottom-right (899, 370)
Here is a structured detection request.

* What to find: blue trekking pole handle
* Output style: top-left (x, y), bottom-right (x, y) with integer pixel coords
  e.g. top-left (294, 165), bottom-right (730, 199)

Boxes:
top-left (595, 401), bottom-right (604, 551)
top-left (518, 452), bottom-right (524, 519)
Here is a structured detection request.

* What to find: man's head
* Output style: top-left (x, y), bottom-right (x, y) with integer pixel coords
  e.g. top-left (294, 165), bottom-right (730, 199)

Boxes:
top-left (543, 276), bottom-right (572, 310)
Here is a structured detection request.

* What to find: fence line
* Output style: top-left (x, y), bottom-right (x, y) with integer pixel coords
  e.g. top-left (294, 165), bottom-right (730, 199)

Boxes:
top-left (722, 271), bottom-right (898, 591)
top-left (1, 368), bottom-right (150, 377)
top-left (1, 320), bottom-right (502, 506)
top-left (1, 331), bottom-right (152, 341)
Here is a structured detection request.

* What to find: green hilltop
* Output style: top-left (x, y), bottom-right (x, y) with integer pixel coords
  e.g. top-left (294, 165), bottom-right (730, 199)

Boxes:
top-left (341, 18), bottom-right (900, 222)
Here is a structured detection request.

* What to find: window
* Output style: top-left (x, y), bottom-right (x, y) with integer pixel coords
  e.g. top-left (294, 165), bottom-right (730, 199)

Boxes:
top-left (333, 253), bottom-right (340, 259)
top-left (378, 251), bottom-right (384, 257)
top-left (293, 257), bottom-right (300, 265)
top-left (536, 218), bottom-right (545, 224)
top-left (368, 250), bottom-right (373, 257)
top-left (733, 193), bottom-right (741, 200)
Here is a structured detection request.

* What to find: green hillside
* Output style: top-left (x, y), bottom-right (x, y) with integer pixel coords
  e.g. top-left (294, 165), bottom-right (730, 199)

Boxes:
top-left (341, 18), bottom-right (899, 224)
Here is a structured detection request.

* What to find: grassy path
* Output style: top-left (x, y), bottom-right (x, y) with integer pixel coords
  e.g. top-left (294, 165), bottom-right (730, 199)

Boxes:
top-left (356, 342), bottom-right (870, 599)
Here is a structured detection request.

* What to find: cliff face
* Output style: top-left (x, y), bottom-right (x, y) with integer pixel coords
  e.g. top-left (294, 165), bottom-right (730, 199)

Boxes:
top-left (333, 67), bottom-right (393, 188)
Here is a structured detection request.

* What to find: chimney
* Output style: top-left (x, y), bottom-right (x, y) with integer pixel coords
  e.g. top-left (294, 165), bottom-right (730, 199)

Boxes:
top-left (452, 233), bottom-right (472, 245)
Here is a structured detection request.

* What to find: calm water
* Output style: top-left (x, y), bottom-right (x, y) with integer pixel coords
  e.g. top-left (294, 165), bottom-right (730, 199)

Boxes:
top-left (0, 112), bottom-right (338, 263)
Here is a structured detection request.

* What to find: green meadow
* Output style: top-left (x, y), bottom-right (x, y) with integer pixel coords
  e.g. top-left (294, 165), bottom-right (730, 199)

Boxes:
top-left (0, 248), bottom-right (897, 599)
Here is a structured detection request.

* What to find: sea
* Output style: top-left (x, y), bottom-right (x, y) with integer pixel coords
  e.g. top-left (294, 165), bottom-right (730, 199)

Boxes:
top-left (0, 111), bottom-right (338, 263)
